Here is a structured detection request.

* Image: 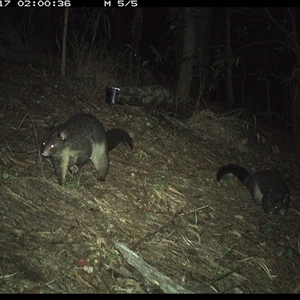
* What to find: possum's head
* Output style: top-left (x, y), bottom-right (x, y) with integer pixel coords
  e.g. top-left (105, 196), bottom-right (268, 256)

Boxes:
top-left (41, 128), bottom-right (70, 157)
top-left (262, 189), bottom-right (290, 216)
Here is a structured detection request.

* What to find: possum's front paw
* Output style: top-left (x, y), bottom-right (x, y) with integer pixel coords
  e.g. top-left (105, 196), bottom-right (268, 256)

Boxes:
top-left (69, 165), bottom-right (79, 174)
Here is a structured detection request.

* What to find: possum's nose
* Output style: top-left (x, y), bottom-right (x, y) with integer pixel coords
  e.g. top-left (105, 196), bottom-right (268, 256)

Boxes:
top-left (41, 150), bottom-right (48, 157)
top-left (41, 146), bottom-right (51, 157)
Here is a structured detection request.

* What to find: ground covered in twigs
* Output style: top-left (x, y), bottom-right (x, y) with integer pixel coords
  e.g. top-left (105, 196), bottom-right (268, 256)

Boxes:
top-left (1, 60), bottom-right (300, 294)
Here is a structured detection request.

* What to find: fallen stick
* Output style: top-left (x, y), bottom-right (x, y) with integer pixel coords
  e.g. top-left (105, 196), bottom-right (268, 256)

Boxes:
top-left (114, 242), bottom-right (216, 294)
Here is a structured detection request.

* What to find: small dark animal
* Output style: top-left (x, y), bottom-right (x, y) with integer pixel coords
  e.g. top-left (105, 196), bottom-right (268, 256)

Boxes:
top-left (216, 164), bottom-right (290, 215)
top-left (41, 113), bottom-right (133, 185)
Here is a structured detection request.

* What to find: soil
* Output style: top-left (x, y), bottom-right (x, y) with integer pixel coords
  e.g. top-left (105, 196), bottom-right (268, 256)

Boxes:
top-left (1, 60), bottom-right (300, 294)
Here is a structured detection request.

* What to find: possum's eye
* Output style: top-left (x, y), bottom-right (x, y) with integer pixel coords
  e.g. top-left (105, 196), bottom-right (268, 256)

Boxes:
top-left (51, 144), bottom-right (55, 149)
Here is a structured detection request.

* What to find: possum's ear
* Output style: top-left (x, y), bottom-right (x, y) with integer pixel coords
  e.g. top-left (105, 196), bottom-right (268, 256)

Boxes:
top-left (59, 129), bottom-right (69, 140)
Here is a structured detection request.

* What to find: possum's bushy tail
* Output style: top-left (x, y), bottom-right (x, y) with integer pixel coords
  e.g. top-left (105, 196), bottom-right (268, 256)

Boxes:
top-left (106, 129), bottom-right (133, 151)
top-left (216, 164), bottom-right (251, 187)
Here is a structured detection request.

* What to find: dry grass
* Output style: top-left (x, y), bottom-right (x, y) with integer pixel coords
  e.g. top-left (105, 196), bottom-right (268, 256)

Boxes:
top-left (0, 60), bottom-right (300, 294)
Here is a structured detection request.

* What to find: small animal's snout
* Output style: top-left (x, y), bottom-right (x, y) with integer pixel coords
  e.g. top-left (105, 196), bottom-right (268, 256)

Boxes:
top-left (41, 148), bottom-right (50, 157)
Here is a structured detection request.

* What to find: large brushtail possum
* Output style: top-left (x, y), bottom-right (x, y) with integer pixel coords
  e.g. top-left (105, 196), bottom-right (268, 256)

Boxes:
top-left (216, 164), bottom-right (290, 215)
top-left (41, 113), bottom-right (133, 185)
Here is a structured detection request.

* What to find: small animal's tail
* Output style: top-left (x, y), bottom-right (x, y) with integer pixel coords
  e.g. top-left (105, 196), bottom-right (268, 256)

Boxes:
top-left (216, 164), bottom-right (251, 187)
top-left (106, 129), bottom-right (133, 151)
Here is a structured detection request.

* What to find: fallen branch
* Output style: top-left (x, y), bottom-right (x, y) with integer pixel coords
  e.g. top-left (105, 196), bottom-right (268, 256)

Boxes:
top-left (114, 242), bottom-right (216, 294)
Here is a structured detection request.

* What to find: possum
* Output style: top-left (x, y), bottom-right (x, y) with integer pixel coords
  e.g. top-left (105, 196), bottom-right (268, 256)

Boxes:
top-left (41, 113), bottom-right (133, 185)
top-left (216, 164), bottom-right (290, 215)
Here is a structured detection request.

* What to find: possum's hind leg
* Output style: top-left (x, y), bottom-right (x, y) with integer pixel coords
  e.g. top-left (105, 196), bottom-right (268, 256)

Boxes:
top-left (90, 143), bottom-right (109, 181)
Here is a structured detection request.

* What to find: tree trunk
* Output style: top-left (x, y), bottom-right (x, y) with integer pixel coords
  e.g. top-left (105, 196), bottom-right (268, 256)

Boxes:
top-left (129, 8), bottom-right (144, 85)
top-left (292, 81), bottom-right (300, 152)
top-left (167, 8), bottom-right (183, 80)
top-left (176, 7), bottom-right (196, 103)
top-left (61, 7), bottom-right (69, 77)
top-left (194, 8), bottom-right (211, 105)
top-left (225, 8), bottom-right (234, 106)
